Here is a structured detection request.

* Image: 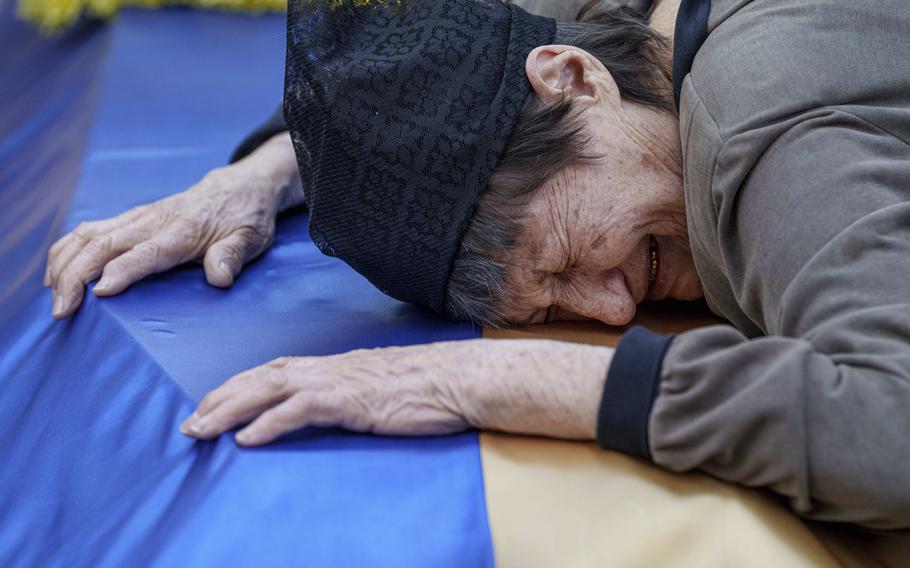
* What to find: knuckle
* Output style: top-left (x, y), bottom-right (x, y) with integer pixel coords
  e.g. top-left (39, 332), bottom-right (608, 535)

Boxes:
top-left (253, 369), bottom-right (289, 392)
top-left (57, 257), bottom-right (91, 284)
top-left (124, 204), bottom-right (153, 225)
top-left (85, 234), bottom-right (113, 256)
top-left (129, 204), bottom-right (156, 221)
top-left (59, 286), bottom-right (83, 306)
top-left (197, 392), bottom-right (218, 414)
top-left (48, 235), bottom-right (70, 256)
top-left (212, 402), bottom-right (241, 424)
top-left (73, 222), bottom-right (96, 238)
top-left (170, 219), bottom-right (205, 250)
top-left (267, 356), bottom-right (292, 369)
top-left (56, 270), bottom-right (79, 290)
top-left (133, 240), bottom-right (162, 261)
top-left (215, 241), bottom-right (244, 263)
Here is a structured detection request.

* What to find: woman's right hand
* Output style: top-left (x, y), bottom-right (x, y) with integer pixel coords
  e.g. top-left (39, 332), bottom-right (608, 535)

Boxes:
top-left (45, 132), bottom-right (304, 319)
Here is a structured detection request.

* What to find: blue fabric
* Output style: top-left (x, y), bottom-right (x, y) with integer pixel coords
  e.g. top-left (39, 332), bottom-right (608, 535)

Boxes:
top-left (0, 7), bottom-right (492, 567)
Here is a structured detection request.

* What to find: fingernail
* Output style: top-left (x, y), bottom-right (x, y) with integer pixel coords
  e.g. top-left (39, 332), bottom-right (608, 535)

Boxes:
top-left (51, 297), bottom-right (63, 317)
top-left (188, 416), bottom-right (208, 435)
top-left (94, 278), bottom-right (111, 292)
top-left (219, 261), bottom-right (234, 278)
top-left (180, 412), bottom-right (201, 434)
top-left (235, 430), bottom-right (254, 445)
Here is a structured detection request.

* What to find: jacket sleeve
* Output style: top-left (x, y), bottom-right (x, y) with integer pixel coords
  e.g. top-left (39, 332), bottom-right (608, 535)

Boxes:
top-left (229, 105), bottom-right (288, 164)
top-left (598, 117), bottom-right (910, 529)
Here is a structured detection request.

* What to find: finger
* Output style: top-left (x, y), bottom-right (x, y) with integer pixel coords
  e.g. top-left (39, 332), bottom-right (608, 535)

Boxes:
top-left (181, 375), bottom-right (292, 440)
top-left (46, 232), bottom-right (91, 289)
top-left (93, 233), bottom-right (194, 297)
top-left (51, 228), bottom-right (143, 318)
top-left (46, 217), bottom-right (134, 288)
top-left (192, 364), bottom-right (278, 418)
top-left (45, 233), bottom-right (77, 287)
top-left (181, 359), bottom-right (293, 434)
top-left (235, 394), bottom-right (339, 446)
top-left (202, 226), bottom-right (269, 288)
top-left (192, 382), bottom-right (234, 420)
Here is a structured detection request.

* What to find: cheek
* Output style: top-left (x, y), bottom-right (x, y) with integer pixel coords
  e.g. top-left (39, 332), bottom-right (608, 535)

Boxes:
top-left (679, 262), bottom-right (704, 300)
top-left (669, 240), bottom-right (705, 300)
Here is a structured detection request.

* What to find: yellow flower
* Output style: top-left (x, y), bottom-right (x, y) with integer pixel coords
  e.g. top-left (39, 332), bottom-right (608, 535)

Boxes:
top-left (85, 0), bottom-right (121, 18)
top-left (18, 0), bottom-right (85, 31)
top-left (18, 0), bottom-right (287, 32)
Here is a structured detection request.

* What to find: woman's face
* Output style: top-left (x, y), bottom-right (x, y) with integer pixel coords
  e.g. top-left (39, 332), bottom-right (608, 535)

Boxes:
top-left (498, 159), bottom-right (704, 326)
top-left (498, 45), bottom-right (704, 325)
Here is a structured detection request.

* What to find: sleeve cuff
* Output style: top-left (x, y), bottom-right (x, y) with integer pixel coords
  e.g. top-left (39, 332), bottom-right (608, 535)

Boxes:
top-left (596, 325), bottom-right (675, 460)
top-left (229, 105), bottom-right (288, 163)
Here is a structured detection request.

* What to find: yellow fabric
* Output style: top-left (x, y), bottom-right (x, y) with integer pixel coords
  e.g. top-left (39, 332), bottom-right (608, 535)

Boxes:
top-left (481, 303), bottom-right (846, 567)
top-left (18, 0), bottom-right (285, 32)
top-left (479, 433), bottom-right (841, 568)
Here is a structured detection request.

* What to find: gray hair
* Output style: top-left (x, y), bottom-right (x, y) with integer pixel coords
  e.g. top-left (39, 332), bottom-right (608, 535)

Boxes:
top-left (444, 5), bottom-right (671, 326)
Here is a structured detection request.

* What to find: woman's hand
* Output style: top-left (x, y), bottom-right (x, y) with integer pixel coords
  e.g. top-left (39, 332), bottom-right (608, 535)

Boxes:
top-left (45, 132), bottom-right (303, 319)
top-left (180, 339), bottom-right (613, 446)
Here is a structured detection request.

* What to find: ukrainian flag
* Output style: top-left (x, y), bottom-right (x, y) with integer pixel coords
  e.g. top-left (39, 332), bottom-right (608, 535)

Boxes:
top-left (0, 6), bottom-right (855, 566)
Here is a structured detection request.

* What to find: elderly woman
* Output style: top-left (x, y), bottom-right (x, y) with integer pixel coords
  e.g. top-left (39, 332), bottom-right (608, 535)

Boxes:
top-left (44, 0), bottom-right (910, 528)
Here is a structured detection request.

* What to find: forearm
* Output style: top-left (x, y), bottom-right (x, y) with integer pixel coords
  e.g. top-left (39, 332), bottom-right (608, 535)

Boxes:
top-left (454, 339), bottom-right (612, 440)
top-left (650, 323), bottom-right (910, 528)
top-left (229, 105), bottom-right (288, 164)
top-left (182, 338), bottom-right (613, 446)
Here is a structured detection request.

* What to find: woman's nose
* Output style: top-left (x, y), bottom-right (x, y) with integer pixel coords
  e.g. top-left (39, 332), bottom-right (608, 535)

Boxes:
top-left (567, 268), bottom-right (637, 325)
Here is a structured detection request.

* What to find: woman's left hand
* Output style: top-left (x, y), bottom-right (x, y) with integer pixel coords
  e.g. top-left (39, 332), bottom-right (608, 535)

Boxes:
top-left (180, 339), bottom-right (613, 446)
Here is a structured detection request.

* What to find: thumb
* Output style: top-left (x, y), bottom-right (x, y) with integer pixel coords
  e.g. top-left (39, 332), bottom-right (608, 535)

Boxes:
top-left (203, 228), bottom-right (266, 288)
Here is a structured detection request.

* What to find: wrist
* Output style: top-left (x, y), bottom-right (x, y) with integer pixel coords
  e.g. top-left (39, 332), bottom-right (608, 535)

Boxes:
top-left (233, 132), bottom-right (304, 211)
top-left (454, 339), bottom-right (612, 440)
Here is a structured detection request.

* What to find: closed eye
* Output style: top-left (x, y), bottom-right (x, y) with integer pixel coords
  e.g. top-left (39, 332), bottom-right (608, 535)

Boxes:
top-left (516, 309), bottom-right (548, 326)
top-left (522, 306), bottom-right (557, 326)
top-left (544, 305), bottom-right (558, 323)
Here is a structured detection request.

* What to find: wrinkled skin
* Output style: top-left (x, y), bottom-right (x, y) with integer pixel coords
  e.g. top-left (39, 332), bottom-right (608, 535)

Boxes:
top-left (45, 39), bottom-right (690, 445)
top-left (181, 339), bottom-right (612, 446)
top-left (500, 44), bottom-right (702, 326)
top-left (45, 132), bottom-right (304, 319)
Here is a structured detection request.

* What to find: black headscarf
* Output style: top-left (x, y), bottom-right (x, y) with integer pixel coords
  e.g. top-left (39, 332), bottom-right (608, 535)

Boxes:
top-left (284, 0), bottom-right (556, 312)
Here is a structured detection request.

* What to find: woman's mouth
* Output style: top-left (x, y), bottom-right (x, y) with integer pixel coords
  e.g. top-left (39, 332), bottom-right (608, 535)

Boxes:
top-left (647, 235), bottom-right (660, 296)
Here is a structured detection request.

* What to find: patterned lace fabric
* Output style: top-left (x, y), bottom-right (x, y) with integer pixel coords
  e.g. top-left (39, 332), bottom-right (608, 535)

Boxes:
top-left (284, 0), bottom-right (555, 312)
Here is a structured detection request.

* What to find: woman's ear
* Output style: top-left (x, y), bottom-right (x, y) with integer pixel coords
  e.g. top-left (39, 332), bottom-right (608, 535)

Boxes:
top-left (525, 45), bottom-right (619, 108)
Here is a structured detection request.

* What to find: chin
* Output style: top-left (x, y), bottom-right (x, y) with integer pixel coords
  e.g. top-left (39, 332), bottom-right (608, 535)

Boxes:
top-left (671, 275), bottom-right (704, 301)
